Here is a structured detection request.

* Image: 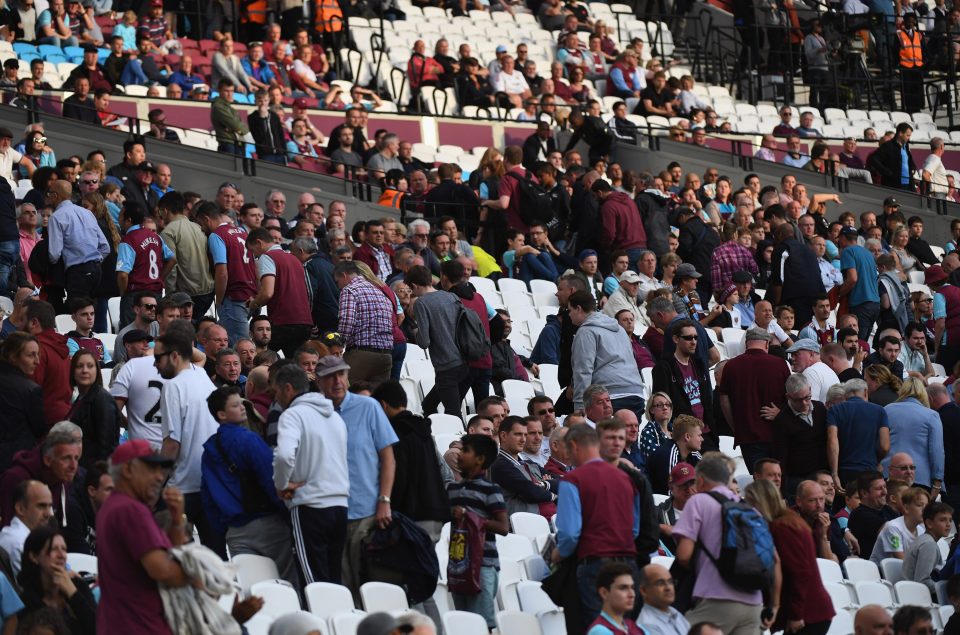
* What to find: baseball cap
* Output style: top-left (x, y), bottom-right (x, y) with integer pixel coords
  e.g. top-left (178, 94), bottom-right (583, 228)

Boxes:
top-left (293, 97), bottom-right (309, 109)
top-left (149, 0), bottom-right (163, 6)
top-left (137, 161), bottom-right (157, 172)
top-left (167, 291), bottom-right (193, 306)
top-left (496, 45), bottom-right (508, 53)
top-left (316, 355), bottom-right (350, 377)
top-left (675, 263), bottom-right (701, 279)
top-left (786, 338), bottom-right (820, 354)
top-left (883, 196), bottom-right (900, 208)
top-left (111, 439), bottom-right (174, 467)
top-left (619, 271), bottom-right (642, 284)
top-left (731, 270), bottom-right (753, 284)
top-left (840, 226), bottom-right (859, 240)
top-left (122, 329), bottom-right (154, 345)
top-left (670, 462), bottom-right (695, 486)
top-left (578, 249), bottom-right (597, 262)
top-left (925, 264), bottom-right (948, 286)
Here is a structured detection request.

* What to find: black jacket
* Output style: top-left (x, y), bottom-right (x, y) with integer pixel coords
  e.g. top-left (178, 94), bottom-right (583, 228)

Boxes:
top-left (769, 238), bottom-right (825, 305)
top-left (0, 362), bottom-right (45, 473)
top-left (0, 178), bottom-right (16, 242)
top-left (941, 402), bottom-right (960, 487)
top-left (423, 179), bottom-right (481, 229)
top-left (304, 253), bottom-right (340, 333)
top-left (867, 138), bottom-right (917, 187)
top-left (62, 95), bottom-right (98, 125)
top-left (677, 215), bottom-right (720, 300)
top-left (389, 410), bottom-right (450, 523)
top-left (68, 385), bottom-right (121, 469)
top-left (248, 109), bottom-right (287, 157)
top-left (635, 189), bottom-right (672, 257)
top-left (121, 181), bottom-right (159, 215)
top-left (906, 236), bottom-right (939, 267)
top-left (651, 354), bottom-right (714, 432)
top-left (618, 463), bottom-right (659, 563)
top-left (362, 511), bottom-right (439, 604)
top-left (19, 575), bottom-right (96, 635)
top-left (522, 133), bottom-right (557, 170)
top-left (646, 440), bottom-right (701, 494)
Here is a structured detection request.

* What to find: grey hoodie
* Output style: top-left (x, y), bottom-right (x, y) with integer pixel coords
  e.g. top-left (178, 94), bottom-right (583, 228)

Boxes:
top-left (571, 311), bottom-right (645, 408)
top-left (273, 392), bottom-right (350, 509)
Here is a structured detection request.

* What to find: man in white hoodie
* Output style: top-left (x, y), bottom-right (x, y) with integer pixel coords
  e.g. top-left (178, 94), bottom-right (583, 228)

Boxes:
top-left (569, 290), bottom-right (647, 420)
top-left (273, 362), bottom-right (350, 587)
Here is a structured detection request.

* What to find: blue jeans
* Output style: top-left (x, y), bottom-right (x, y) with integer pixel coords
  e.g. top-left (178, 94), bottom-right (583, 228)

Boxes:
top-left (452, 565), bottom-right (498, 629)
top-left (577, 557), bottom-right (639, 627)
top-left (611, 395), bottom-right (646, 425)
top-left (0, 240), bottom-right (19, 299)
top-left (391, 342), bottom-right (407, 381)
top-left (120, 58), bottom-right (149, 85)
top-left (626, 247), bottom-right (644, 273)
top-left (218, 142), bottom-right (241, 156)
top-left (219, 298), bottom-right (250, 346)
top-left (851, 301), bottom-right (880, 343)
top-left (94, 296), bottom-right (109, 334)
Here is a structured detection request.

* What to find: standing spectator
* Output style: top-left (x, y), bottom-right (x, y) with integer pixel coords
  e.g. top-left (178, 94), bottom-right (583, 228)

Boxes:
top-left (201, 386), bottom-right (298, 586)
top-left (272, 363), bottom-right (349, 585)
top-left (884, 378), bottom-right (944, 492)
top-left (673, 454), bottom-right (776, 635)
top-left (868, 123), bottom-right (917, 190)
top-left (554, 424), bottom-right (640, 627)
top-left (334, 261), bottom-right (395, 383)
top-left (804, 20), bottom-right (829, 108)
top-left (592, 179), bottom-right (647, 269)
top-left (675, 206), bottom-right (721, 302)
top-left (354, 219), bottom-right (394, 281)
top-left (245, 228), bottom-right (312, 357)
top-left (930, 384), bottom-right (960, 511)
top-left (921, 138), bottom-right (949, 198)
top-left (717, 328), bottom-right (791, 471)
top-left (897, 14), bottom-right (925, 113)
top-left (97, 439), bottom-right (191, 635)
top-left (827, 379), bottom-right (890, 488)
top-left (744, 479), bottom-right (835, 635)
top-left (211, 79), bottom-right (249, 155)
top-left (838, 227), bottom-right (881, 342)
top-left (570, 290), bottom-right (646, 415)
top-left (154, 329), bottom-right (222, 556)
top-left (711, 225), bottom-right (760, 299)
top-left (45, 180), bottom-right (108, 302)
top-left (194, 203), bottom-right (257, 346)
top-left (316, 355), bottom-right (398, 599)
top-left (116, 201), bottom-right (175, 328)
top-left (787, 339), bottom-right (841, 403)
top-left (848, 471), bottom-right (899, 560)
top-left (771, 374), bottom-right (829, 494)
top-left (25, 301), bottom-right (71, 427)
top-left (652, 320), bottom-right (716, 447)
top-left (159, 192), bottom-right (215, 321)
top-left (289, 237), bottom-right (340, 335)
top-left (405, 264), bottom-right (468, 416)
top-left (247, 90), bottom-right (287, 165)
top-left (443, 260), bottom-right (494, 404)
top-left (927, 265), bottom-right (960, 376)
top-left (0, 333), bottom-right (46, 471)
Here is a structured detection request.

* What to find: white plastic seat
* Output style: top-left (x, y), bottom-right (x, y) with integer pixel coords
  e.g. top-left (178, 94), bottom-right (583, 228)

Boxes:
top-left (67, 553), bottom-right (97, 575)
top-left (826, 609), bottom-right (854, 635)
top-left (516, 581), bottom-right (566, 635)
top-left (498, 277), bottom-right (531, 295)
top-left (55, 314), bottom-right (75, 334)
top-left (854, 581), bottom-right (896, 609)
top-left (845, 559), bottom-right (883, 584)
top-left (107, 296), bottom-right (121, 332)
top-left (510, 512), bottom-right (550, 541)
top-left (304, 582), bottom-right (356, 619)
top-left (894, 580), bottom-right (935, 607)
top-left (496, 533), bottom-right (536, 564)
top-left (721, 328), bottom-right (745, 357)
top-left (651, 555), bottom-right (674, 569)
top-left (233, 554), bottom-right (279, 596)
top-left (244, 612), bottom-right (274, 635)
top-left (881, 558), bottom-right (904, 583)
top-left (331, 610), bottom-right (368, 635)
top-left (496, 610), bottom-right (544, 635)
top-left (529, 279), bottom-right (558, 295)
top-left (470, 276), bottom-right (498, 296)
top-left (429, 413), bottom-right (465, 434)
top-left (442, 610), bottom-right (489, 635)
top-left (824, 581), bottom-right (858, 612)
top-left (249, 581), bottom-right (301, 619)
top-left (522, 554), bottom-right (551, 581)
top-left (498, 577), bottom-right (523, 611)
top-left (818, 558), bottom-right (845, 584)
top-left (359, 581), bottom-right (409, 612)
top-left (502, 379), bottom-right (536, 414)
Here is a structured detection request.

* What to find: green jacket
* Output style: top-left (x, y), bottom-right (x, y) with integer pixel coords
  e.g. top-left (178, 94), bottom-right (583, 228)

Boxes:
top-left (211, 96), bottom-right (248, 144)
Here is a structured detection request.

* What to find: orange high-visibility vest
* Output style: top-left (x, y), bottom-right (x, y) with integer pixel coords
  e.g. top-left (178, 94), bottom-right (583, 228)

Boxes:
top-left (241, 0), bottom-right (267, 23)
top-left (378, 189), bottom-right (404, 208)
top-left (314, 0), bottom-right (344, 33)
top-left (898, 29), bottom-right (923, 68)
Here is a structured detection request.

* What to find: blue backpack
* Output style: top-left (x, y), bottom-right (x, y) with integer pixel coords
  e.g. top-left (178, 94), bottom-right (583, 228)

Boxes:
top-left (700, 492), bottom-right (776, 592)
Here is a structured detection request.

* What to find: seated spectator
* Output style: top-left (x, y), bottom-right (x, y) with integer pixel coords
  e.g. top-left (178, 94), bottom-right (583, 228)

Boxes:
top-left (492, 55), bottom-right (531, 109)
top-left (0, 480), bottom-right (53, 577)
top-left (502, 229), bottom-right (558, 285)
top-left (796, 112), bottom-right (822, 138)
top-left (773, 106), bottom-right (797, 136)
top-left (286, 117), bottom-right (320, 169)
top-left (864, 335), bottom-right (906, 378)
top-left (637, 71), bottom-right (676, 117)
top-left (490, 312), bottom-right (536, 395)
top-left (146, 109), bottom-right (181, 144)
top-left (782, 134), bottom-right (808, 168)
top-left (456, 57), bottom-right (495, 108)
top-left (407, 39), bottom-right (444, 94)
top-left (37, 0), bottom-right (77, 48)
top-left (677, 75), bottom-right (710, 117)
top-left (240, 42), bottom-right (278, 92)
top-left (168, 55), bottom-right (206, 94)
top-left (903, 502), bottom-right (954, 596)
top-left (63, 460), bottom-right (111, 555)
top-left (646, 414), bottom-right (703, 494)
top-left (870, 486), bottom-right (928, 566)
top-left (847, 471), bottom-right (899, 560)
top-left (793, 480), bottom-right (850, 562)
top-left (212, 37), bottom-right (253, 94)
top-left (62, 77), bottom-right (97, 125)
top-left (366, 134), bottom-right (404, 181)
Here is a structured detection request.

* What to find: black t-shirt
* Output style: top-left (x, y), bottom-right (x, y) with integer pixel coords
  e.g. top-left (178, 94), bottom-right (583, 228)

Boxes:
top-left (848, 504), bottom-right (899, 559)
top-left (638, 86), bottom-right (672, 115)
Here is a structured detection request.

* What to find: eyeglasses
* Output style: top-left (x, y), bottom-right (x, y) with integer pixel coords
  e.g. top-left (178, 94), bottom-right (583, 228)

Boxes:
top-left (154, 351), bottom-right (173, 361)
top-left (891, 465), bottom-right (917, 471)
top-left (536, 408), bottom-right (555, 415)
top-left (652, 402), bottom-right (673, 409)
top-left (81, 179), bottom-right (99, 186)
top-left (678, 334), bottom-right (698, 341)
top-left (414, 233), bottom-right (429, 238)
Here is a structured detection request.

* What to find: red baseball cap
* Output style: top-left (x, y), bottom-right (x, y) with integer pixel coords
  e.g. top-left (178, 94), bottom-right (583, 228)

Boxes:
top-left (293, 98), bottom-right (309, 109)
top-left (669, 462), bottom-right (696, 486)
top-left (111, 439), bottom-right (174, 467)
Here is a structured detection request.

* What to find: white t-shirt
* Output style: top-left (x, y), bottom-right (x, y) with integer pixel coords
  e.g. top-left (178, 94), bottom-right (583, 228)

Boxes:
top-left (110, 356), bottom-right (166, 448)
top-left (160, 365), bottom-right (218, 494)
top-left (765, 319), bottom-right (791, 345)
top-left (870, 516), bottom-right (924, 565)
top-left (0, 148), bottom-right (23, 189)
top-left (803, 361), bottom-right (841, 403)
top-left (493, 69), bottom-right (529, 95)
top-left (923, 153), bottom-right (948, 194)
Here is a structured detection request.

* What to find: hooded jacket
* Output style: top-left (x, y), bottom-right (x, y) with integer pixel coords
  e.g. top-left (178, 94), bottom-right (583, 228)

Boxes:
top-left (0, 447), bottom-right (69, 529)
top-left (635, 189), bottom-right (672, 256)
top-left (273, 392), bottom-right (349, 510)
top-left (602, 285), bottom-right (644, 325)
top-left (389, 411), bottom-right (450, 523)
top-left (0, 361), bottom-right (45, 473)
top-left (571, 312), bottom-right (645, 408)
top-left (599, 191), bottom-right (647, 252)
top-left (33, 328), bottom-right (71, 428)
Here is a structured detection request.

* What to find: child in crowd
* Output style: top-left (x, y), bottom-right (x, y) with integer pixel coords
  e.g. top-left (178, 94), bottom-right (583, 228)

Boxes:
top-left (587, 562), bottom-right (644, 635)
top-left (834, 480), bottom-right (860, 531)
top-left (870, 487), bottom-right (928, 566)
top-left (112, 11), bottom-right (139, 53)
top-left (904, 502), bottom-right (954, 597)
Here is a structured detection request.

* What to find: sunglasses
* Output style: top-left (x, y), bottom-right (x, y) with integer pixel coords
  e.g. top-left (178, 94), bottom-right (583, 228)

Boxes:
top-left (536, 408), bottom-right (555, 415)
top-left (81, 179), bottom-right (99, 186)
top-left (678, 334), bottom-right (698, 341)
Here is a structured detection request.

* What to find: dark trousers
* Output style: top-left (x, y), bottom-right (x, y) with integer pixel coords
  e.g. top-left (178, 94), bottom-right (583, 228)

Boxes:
top-left (795, 621), bottom-right (831, 635)
top-left (391, 342), bottom-right (407, 381)
top-left (851, 301), bottom-right (880, 342)
top-left (268, 324), bottom-right (312, 358)
top-left (900, 66), bottom-right (925, 113)
top-left (64, 261), bottom-right (101, 301)
top-left (218, 142), bottom-right (241, 156)
top-left (291, 505), bottom-right (348, 585)
top-left (190, 292), bottom-right (215, 326)
top-left (184, 491), bottom-right (227, 559)
top-left (740, 442), bottom-right (771, 475)
top-left (259, 153), bottom-right (287, 165)
top-left (577, 557), bottom-right (640, 628)
top-left (424, 363), bottom-right (468, 417)
top-left (937, 344), bottom-right (960, 379)
top-left (460, 367), bottom-right (492, 404)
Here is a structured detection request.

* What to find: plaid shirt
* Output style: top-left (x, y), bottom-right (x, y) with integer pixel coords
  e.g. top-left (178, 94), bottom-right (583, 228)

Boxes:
top-left (372, 247), bottom-right (392, 281)
top-left (338, 276), bottom-right (394, 350)
top-left (710, 241), bottom-right (759, 297)
top-left (138, 17), bottom-right (168, 46)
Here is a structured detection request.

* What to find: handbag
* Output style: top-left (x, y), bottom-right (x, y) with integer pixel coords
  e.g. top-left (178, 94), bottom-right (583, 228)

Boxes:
top-left (447, 510), bottom-right (486, 595)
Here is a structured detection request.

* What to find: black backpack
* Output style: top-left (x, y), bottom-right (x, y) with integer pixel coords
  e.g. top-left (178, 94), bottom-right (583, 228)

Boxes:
top-left (454, 297), bottom-right (491, 362)
top-left (504, 172), bottom-right (556, 229)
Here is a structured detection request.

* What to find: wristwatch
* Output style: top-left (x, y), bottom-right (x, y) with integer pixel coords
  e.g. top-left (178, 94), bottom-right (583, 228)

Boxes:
top-left (377, 495), bottom-right (391, 504)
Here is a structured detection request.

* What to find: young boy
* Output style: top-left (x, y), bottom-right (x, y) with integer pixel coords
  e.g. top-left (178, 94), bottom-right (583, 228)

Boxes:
top-left (587, 561), bottom-right (645, 635)
top-left (886, 480), bottom-right (909, 515)
top-left (903, 502), bottom-right (954, 596)
top-left (65, 296), bottom-right (112, 365)
top-left (870, 487), bottom-right (929, 566)
top-left (200, 386), bottom-right (298, 586)
top-left (834, 480), bottom-right (860, 531)
top-left (447, 434), bottom-right (509, 630)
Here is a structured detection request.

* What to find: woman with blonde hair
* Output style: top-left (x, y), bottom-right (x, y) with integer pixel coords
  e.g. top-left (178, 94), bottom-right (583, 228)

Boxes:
top-left (354, 261), bottom-right (407, 380)
top-left (638, 392), bottom-right (673, 466)
top-left (864, 363), bottom-right (902, 407)
top-left (884, 376), bottom-right (943, 491)
top-left (81, 191), bottom-right (119, 333)
top-left (744, 479), bottom-right (834, 635)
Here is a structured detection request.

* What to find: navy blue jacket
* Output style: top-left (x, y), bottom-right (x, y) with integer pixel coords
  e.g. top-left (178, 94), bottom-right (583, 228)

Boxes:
top-left (305, 253), bottom-right (340, 333)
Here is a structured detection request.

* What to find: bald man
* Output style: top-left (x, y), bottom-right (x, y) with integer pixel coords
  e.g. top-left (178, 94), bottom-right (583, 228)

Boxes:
top-left (887, 452), bottom-right (917, 487)
top-left (856, 605), bottom-right (893, 635)
top-left (638, 563), bottom-right (691, 635)
top-left (615, 409), bottom-right (644, 468)
top-left (46, 178), bottom-right (110, 300)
